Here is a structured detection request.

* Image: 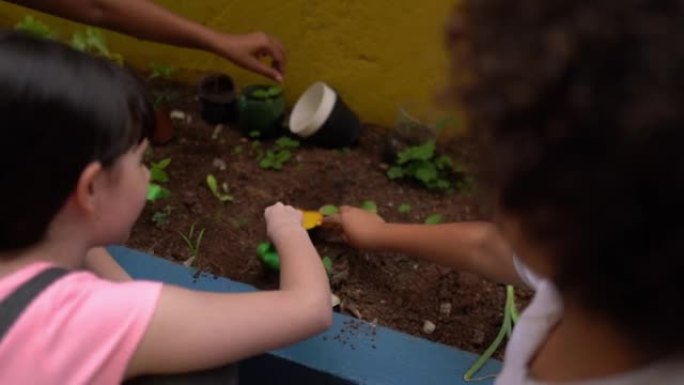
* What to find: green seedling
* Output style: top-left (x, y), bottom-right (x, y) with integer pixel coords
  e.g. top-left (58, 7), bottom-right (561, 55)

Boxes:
top-left (398, 203), bottom-right (412, 214)
top-left (387, 141), bottom-right (465, 192)
top-left (148, 63), bottom-right (176, 81)
top-left (14, 15), bottom-right (57, 40)
top-left (147, 158), bottom-right (172, 202)
top-left (464, 285), bottom-right (518, 381)
top-left (151, 206), bottom-right (173, 228)
top-left (206, 174), bottom-right (234, 203)
top-left (360, 200), bottom-right (378, 214)
top-left (248, 130), bottom-right (261, 139)
top-left (178, 224), bottom-right (205, 268)
top-left (424, 214), bottom-right (443, 225)
top-left (258, 137), bottom-right (300, 170)
top-left (257, 242), bottom-right (333, 275)
top-left (70, 28), bottom-right (123, 64)
top-left (147, 63), bottom-right (179, 107)
top-left (150, 158), bottom-right (171, 183)
top-left (147, 183), bottom-right (171, 202)
top-left (319, 204), bottom-right (339, 216)
top-left (232, 145), bottom-right (244, 155)
top-left (322, 256), bottom-right (334, 275)
top-left (249, 86), bottom-right (283, 100)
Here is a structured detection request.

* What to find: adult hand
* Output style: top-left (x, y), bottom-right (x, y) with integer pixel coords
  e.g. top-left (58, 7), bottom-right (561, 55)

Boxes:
top-left (211, 32), bottom-right (286, 82)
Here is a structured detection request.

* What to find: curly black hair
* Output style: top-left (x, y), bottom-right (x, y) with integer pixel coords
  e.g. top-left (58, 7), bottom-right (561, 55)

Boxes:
top-left (447, 0), bottom-right (684, 356)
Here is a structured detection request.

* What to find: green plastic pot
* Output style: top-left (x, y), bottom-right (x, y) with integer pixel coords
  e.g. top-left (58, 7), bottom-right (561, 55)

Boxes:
top-left (238, 85), bottom-right (286, 139)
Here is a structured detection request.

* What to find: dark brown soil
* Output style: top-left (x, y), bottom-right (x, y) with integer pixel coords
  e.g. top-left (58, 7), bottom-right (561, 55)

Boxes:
top-left (127, 83), bottom-right (531, 358)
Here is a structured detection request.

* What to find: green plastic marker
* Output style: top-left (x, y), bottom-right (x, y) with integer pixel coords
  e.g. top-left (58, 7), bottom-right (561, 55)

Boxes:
top-left (256, 242), bottom-right (280, 270)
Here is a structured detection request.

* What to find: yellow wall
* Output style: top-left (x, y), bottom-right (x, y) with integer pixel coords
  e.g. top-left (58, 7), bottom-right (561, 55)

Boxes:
top-left (0, 1), bottom-right (455, 127)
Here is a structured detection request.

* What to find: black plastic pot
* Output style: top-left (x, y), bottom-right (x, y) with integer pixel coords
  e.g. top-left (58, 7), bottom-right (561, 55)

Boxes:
top-left (238, 85), bottom-right (286, 139)
top-left (288, 82), bottom-right (361, 148)
top-left (197, 74), bottom-right (238, 125)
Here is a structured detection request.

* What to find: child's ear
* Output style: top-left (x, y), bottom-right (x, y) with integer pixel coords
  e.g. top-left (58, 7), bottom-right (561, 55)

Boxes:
top-left (75, 162), bottom-right (103, 215)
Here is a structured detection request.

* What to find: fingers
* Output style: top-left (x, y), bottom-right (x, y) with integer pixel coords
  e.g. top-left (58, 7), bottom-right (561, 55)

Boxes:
top-left (244, 56), bottom-right (283, 83)
top-left (269, 36), bottom-right (287, 77)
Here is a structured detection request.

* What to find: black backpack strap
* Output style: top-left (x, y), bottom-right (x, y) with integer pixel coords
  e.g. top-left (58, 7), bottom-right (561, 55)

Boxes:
top-left (0, 267), bottom-right (69, 341)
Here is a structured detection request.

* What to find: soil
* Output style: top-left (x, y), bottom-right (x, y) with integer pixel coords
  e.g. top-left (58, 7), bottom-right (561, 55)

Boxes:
top-left (128, 82), bottom-right (532, 358)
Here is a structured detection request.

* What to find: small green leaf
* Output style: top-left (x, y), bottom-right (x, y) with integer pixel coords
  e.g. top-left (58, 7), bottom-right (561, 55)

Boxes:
top-left (206, 174), bottom-right (219, 195)
top-left (249, 130), bottom-right (261, 139)
top-left (387, 167), bottom-right (405, 179)
top-left (424, 214), bottom-right (443, 225)
top-left (398, 203), bottom-right (412, 214)
top-left (147, 183), bottom-right (170, 201)
top-left (319, 204), bottom-right (339, 216)
top-left (397, 141), bottom-right (436, 164)
top-left (155, 158), bottom-right (172, 169)
top-left (276, 136), bottom-right (300, 149)
top-left (322, 256), bottom-right (334, 275)
top-left (360, 200), bottom-right (377, 213)
top-left (150, 167), bottom-right (168, 183)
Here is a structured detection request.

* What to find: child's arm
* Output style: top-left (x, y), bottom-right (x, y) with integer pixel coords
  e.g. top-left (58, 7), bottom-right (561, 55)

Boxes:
top-left (326, 206), bottom-right (523, 286)
top-left (125, 203), bottom-right (332, 377)
top-left (12, 0), bottom-right (286, 82)
top-left (83, 247), bottom-right (131, 282)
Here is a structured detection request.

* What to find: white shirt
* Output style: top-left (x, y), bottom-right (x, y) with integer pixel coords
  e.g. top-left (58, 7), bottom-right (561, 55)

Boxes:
top-left (495, 257), bottom-right (684, 384)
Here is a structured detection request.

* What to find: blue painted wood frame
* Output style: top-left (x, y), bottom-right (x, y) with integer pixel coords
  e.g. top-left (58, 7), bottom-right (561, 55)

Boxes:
top-left (108, 246), bottom-right (501, 385)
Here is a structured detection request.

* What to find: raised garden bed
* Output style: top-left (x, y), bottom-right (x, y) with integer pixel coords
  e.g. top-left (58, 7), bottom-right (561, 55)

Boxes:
top-left (127, 82), bottom-right (531, 361)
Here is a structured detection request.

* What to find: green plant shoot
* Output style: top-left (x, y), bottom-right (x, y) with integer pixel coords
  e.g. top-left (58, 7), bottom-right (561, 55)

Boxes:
top-left (250, 86), bottom-right (283, 100)
top-left (319, 205), bottom-right (339, 216)
top-left (424, 214), bottom-right (443, 225)
top-left (258, 137), bottom-right (300, 170)
top-left (147, 158), bottom-right (171, 202)
top-left (148, 63), bottom-right (176, 81)
top-left (387, 141), bottom-right (464, 192)
top-left (151, 206), bottom-right (173, 228)
top-left (322, 256), bottom-right (334, 275)
top-left (70, 28), bottom-right (123, 64)
top-left (464, 285), bottom-right (518, 381)
top-left (178, 224), bottom-right (205, 268)
top-left (360, 200), bottom-right (378, 213)
top-left (398, 203), bottom-right (412, 214)
top-left (206, 174), bottom-right (234, 203)
top-left (14, 15), bottom-right (57, 40)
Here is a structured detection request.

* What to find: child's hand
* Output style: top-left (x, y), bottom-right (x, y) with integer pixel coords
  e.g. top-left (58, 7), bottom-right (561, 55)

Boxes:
top-left (324, 206), bottom-right (387, 250)
top-left (211, 32), bottom-right (286, 82)
top-left (264, 202), bottom-right (304, 242)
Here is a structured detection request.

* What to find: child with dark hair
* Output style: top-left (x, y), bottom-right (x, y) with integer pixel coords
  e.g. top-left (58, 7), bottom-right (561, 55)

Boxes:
top-left (0, 32), bottom-right (331, 384)
top-left (329, 1), bottom-right (684, 383)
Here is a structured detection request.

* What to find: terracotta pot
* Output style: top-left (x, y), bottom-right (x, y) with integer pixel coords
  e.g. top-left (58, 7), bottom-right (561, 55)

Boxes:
top-left (151, 106), bottom-right (175, 145)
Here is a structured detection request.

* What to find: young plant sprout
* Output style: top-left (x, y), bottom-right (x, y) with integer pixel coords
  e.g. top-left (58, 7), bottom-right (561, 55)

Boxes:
top-left (319, 204), bottom-right (339, 216)
top-left (464, 285), bottom-right (519, 381)
top-left (398, 203), bottom-right (412, 214)
top-left (147, 158), bottom-right (171, 202)
top-left (178, 224), bottom-right (205, 268)
top-left (151, 206), bottom-right (173, 228)
top-left (424, 214), bottom-right (443, 225)
top-left (14, 15), bottom-right (57, 40)
top-left (387, 141), bottom-right (462, 192)
top-left (258, 136), bottom-right (300, 170)
top-left (206, 174), bottom-right (234, 203)
top-left (360, 200), bottom-right (378, 213)
top-left (249, 85), bottom-right (283, 100)
top-left (70, 28), bottom-right (123, 64)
